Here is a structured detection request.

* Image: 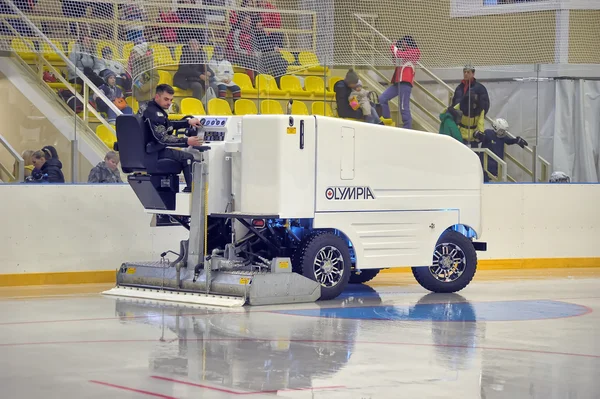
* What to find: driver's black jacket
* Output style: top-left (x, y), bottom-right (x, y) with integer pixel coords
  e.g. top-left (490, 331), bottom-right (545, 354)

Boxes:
top-left (143, 100), bottom-right (191, 151)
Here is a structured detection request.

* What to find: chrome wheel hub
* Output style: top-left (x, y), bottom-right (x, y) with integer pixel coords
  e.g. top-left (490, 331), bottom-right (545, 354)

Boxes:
top-left (314, 246), bottom-right (344, 288)
top-left (430, 242), bottom-right (467, 283)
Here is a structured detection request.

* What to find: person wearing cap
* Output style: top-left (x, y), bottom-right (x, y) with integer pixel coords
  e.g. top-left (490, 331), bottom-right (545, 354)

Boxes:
top-left (379, 36), bottom-right (421, 129)
top-left (334, 69), bottom-right (383, 125)
top-left (473, 118), bottom-right (528, 182)
top-left (451, 64), bottom-right (490, 144)
top-left (95, 71), bottom-right (133, 123)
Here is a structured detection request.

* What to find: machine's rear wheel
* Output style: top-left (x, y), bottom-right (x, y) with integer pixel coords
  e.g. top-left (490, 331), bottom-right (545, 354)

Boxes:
top-left (349, 268), bottom-right (380, 284)
top-left (293, 231), bottom-right (351, 300)
top-left (412, 230), bottom-right (477, 293)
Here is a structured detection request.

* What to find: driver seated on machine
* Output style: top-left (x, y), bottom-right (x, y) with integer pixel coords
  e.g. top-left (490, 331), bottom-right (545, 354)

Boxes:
top-left (143, 84), bottom-right (203, 192)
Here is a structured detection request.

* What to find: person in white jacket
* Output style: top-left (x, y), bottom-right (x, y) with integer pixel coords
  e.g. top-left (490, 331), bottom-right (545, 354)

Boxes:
top-left (208, 46), bottom-right (241, 101)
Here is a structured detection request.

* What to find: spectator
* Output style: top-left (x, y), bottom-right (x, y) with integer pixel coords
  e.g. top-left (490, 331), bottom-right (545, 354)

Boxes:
top-left (208, 46), bottom-right (241, 101)
top-left (255, 27), bottom-right (287, 85)
top-left (257, 0), bottom-right (281, 29)
top-left (88, 151), bottom-right (122, 183)
top-left (473, 118), bottom-right (527, 182)
top-left (28, 148), bottom-right (64, 184)
top-left (349, 80), bottom-right (372, 121)
top-left (226, 13), bottom-right (259, 79)
top-left (174, 39), bottom-right (217, 101)
top-left (12, 149), bottom-right (34, 179)
top-left (158, 8), bottom-right (180, 43)
top-left (129, 41), bottom-right (160, 114)
top-left (451, 64), bottom-right (490, 143)
top-left (67, 36), bottom-right (105, 87)
top-left (61, 0), bottom-right (89, 37)
top-left (438, 107), bottom-right (463, 142)
top-left (334, 69), bottom-right (382, 125)
top-left (549, 171), bottom-right (570, 183)
top-left (120, 4), bottom-right (146, 42)
top-left (95, 71), bottom-right (133, 123)
top-left (96, 47), bottom-right (132, 93)
top-left (379, 36), bottom-right (421, 129)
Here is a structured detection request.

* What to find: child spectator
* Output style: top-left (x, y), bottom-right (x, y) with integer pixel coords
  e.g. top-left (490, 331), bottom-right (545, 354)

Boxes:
top-left (95, 71), bottom-right (133, 123)
top-left (348, 80), bottom-right (371, 120)
top-left (27, 148), bottom-right (64, 183)
top-left (473, 118), bottom-right (527, 182)
top-left (334, 69), bottom-right (382, 125)
top-left (88, 151), bottom-right (122, 183)
top-left (208, 46), bottom-right (241, 101)
top-left (12, 149), bottom-right (34, 180)
top-left (379, 36), bottom-right (421, 129)
top-left (96, 47), bottom-right (132, 92)
top-left (174, 39), bottom-right (217, 101)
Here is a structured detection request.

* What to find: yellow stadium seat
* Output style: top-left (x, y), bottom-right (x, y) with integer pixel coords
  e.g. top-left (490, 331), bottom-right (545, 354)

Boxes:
top-left (203, 45), bottom-right (214, 61)
top-left (126, 96), bottom-right (139, 114)
top-left (279, 50), bottom-right (296, 65)
top-left (234, 99), bottom-right (257, 115)
top-left (260, 100), bottom-right (283, 115)
top-left (312, 101), bottom-right (334, 117)
top-left (173, 45), bottom-right (183, 63)
top-left (158, 70), bottom-right (172, 85)
top-left (329, 76), bottom-right (343, 91)
top-left (233, 72), bottom-right (258, 97)
top-left (180, 98), bottom-right (206, 115)
top-left (298, 51), bottom-right (329, 73)
top-left (304, 76), bottom-right (334, 99)
top-left (381, 117), bottom-right (394, 126)
top-left (255, 74), bottom-right (286, 98)
top-left (121, 42), bottom-right (135, 61)
top-left (11, 38), bottom-right (36, 61)
top-left (96, 40), bottom-right (120, 60)
top-left (280, 75), bottom-right (310, 98)
top-left (150, 43), bottom-right (176, 69)
top-left (208, 98), bottom-right (232, 115)
top-left (42, 40), bottom-right (66, 63)
top-left (96, 124), bottom-right (117, 150)
top-left (290, 100), bottom-right (309, 115)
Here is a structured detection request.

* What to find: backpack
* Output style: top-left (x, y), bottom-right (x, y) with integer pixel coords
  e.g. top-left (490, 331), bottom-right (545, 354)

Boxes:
top-left (58, 89), bottom-right (83, 113)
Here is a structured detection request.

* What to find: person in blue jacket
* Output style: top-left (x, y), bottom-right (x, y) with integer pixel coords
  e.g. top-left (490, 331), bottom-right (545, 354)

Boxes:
top-left (474, 118), bottom-right (527, 182)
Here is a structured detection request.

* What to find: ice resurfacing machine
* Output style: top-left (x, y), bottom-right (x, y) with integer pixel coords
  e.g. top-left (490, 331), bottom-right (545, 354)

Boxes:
top-left (103, 114), bottom-right (486, 306)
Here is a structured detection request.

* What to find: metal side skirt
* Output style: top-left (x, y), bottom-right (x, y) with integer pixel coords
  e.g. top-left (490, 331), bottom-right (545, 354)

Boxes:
top-left (102, 286), bottom-right (245, 307)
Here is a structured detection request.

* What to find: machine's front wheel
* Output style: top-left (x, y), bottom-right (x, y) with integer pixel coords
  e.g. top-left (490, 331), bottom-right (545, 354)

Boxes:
top-left (349, 268), bottom-right (380, 284)
top-left (412, 230), bottom-right (477, 293)
top-left (293, 231), bottom-right (351, 300)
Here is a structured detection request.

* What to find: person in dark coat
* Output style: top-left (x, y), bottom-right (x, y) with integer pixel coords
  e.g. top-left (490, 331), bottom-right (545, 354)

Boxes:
top-left (173, 39), bottom-right (216, 100)
top-left (334, 69), bottom-right (383, 124)
top-left (29, 148), bottom-right (65, 183)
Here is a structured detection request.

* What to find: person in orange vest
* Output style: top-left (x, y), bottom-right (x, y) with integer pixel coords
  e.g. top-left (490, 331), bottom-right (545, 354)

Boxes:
top-left (379, 36), bottom-right (421, 129)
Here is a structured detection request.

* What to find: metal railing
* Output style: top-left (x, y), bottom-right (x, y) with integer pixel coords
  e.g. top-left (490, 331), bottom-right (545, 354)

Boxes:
top-left (351, 14), bottom-right (551, 182)
top-left (0, 134), bottom-right (24, 182)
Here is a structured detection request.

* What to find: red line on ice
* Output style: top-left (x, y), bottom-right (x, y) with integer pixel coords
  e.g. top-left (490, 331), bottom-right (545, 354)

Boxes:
top-left (90, 380), bottom-right (178, 399)
top-left (151, 375), bottom-right (345, 395)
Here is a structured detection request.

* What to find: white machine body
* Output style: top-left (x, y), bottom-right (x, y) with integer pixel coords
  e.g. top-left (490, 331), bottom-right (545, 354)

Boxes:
top-left (153, 114), bottom-right (483, 270)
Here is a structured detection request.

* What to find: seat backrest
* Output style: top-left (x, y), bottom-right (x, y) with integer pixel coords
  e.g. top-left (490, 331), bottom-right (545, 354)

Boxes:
top-left (158, 70), bottom-right (173, 86)
top-left (328, 76), bottom-right (343, 91)
top-left (96, 40), bottom-right (119, 59)
top-left (234, 72), bottom-right (254, 90)
top-left (256, 74), bottom-right (279, 91)
top-left (312, 101), bottom-right (333, 117)
top-left (280, 75), bottom-right (303, 91)
top-left (150, 44), bottom-right (175, 66)
top-left (181, 98), bottom-right (206, 115)
top-left (234, 99), bottom-right (257, 115)
top-left (115, 114), bottom-right (155, 173)
top-left (291, 100), bottom-right (309, 115)
top-left (305, 76), bottom-right (325, 93)
top-left (208, 98), bottom-right (233, 115)
top-left (203, 45), bottom-right (214, 60)
top-left (126, 96), bottom-right (139, 113)
top-left (279, 50), bottom-right (296, 65)
top-left (96, 125), bottom-right (117, 149)
top-left (299, 51), bottom-right (320, 66)
top-left (261, 100), bottom-right (283, 115)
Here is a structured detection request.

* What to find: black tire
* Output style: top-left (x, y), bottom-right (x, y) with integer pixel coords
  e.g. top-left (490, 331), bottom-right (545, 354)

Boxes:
top-left (348, 268), bottom-right (380, 284)
top-left (293, 231), bottom-right (351, 300)
top-left (412, 230), bottom-right (477, 293)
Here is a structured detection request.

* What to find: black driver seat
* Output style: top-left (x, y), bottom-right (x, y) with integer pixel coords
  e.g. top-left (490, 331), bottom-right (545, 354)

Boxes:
top-left (115, 114), bottom-right (182, 175)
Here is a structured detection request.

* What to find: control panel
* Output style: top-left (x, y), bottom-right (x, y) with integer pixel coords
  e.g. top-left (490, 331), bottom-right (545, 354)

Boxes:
top-left (200, 117), bottom-right (229, 142)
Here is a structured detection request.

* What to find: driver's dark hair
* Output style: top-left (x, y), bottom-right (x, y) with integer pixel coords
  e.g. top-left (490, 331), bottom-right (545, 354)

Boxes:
top-left (156, 84), bottom-right (174, 96)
